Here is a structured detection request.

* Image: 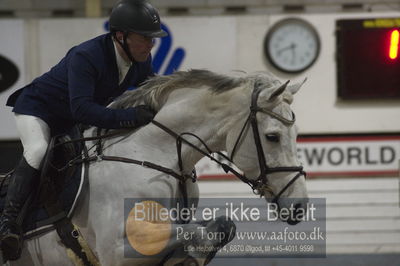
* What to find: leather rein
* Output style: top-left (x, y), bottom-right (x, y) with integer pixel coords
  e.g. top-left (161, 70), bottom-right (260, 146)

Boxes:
top-left (59, 81), bottom-right (305, 204)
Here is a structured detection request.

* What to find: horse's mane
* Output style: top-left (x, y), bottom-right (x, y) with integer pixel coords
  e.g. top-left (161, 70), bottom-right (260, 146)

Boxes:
top-left (110, 69), bottom-right (283, 110)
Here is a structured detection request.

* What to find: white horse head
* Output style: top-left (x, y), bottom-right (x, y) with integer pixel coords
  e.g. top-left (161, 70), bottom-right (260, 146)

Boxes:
top-left (221, 72), bottom-right (308, 223)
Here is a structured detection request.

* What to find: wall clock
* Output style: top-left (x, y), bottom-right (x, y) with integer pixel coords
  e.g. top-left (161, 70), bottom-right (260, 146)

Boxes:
top-left (264, 18), bottom-right (320, 73)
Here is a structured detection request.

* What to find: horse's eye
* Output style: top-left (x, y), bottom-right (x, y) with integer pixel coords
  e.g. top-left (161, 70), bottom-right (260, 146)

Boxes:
top-left (266, 134), bottom-right (280, 143)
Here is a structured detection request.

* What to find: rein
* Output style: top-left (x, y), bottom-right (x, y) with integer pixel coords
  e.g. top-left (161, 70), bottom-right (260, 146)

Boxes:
top-left (58, 81), bottom-right (306, 204)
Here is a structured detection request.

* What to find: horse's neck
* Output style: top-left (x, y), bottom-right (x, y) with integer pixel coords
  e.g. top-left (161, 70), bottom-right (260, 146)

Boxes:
top-left (96, 87), bottom-right (239, 174)
top-left (84, 86), bottom-right (246, 175)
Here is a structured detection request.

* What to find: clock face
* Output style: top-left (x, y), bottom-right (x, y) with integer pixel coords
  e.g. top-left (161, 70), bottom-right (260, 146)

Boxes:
top-left (264, 18), bottom-right (320, 73)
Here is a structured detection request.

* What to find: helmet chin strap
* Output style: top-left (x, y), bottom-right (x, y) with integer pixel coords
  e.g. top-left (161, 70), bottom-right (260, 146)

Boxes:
top-left (114, 32), bottom-right (135, 63)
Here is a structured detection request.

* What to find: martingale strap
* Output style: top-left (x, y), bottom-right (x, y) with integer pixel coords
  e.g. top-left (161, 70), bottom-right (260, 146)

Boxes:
top-left (60, 120), bottom-right (253, 213)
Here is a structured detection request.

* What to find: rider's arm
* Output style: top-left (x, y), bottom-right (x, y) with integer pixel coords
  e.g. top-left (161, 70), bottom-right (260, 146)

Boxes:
top-left (67, 51), bottom-right (153, 128)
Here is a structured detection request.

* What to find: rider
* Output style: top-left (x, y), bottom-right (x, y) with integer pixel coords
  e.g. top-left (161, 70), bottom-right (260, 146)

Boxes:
top-left (0, 0), bottom-right (167, 260)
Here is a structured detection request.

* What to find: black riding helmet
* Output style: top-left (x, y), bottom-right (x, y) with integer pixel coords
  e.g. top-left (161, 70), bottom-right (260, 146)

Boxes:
top-left (109, 0), bottom-right (167, 61)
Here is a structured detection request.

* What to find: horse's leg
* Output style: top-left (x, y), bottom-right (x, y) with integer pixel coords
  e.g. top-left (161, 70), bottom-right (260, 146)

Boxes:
top-left (201, 216), bottom-right (236, 265)
top-left (164, 217), bottom-right (236, 266)
top-left (10, 230), bottom-right (73, 266)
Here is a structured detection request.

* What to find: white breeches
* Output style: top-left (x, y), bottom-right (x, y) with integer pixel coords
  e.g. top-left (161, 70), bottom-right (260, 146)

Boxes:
top-left (15, 114), bottom-right (51, 170)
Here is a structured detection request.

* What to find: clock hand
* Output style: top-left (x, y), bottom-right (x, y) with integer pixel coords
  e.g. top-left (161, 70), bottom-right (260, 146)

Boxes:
top-left (277, 44), bottom-right (294, 55)
top-left (290, 43), bottom-right (296, 64)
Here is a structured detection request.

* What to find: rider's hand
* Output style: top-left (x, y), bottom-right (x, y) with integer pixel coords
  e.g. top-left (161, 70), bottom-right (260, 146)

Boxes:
top-left (133, 105), bottom-right (156, 127)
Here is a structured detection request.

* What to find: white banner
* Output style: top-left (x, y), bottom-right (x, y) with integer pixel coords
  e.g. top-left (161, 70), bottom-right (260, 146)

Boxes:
top-left (37, 17), bottom-right (237, 77)
top-left (297, 136), bottom-right (400, 176)
top-left (196, 135), bottom-right (400, 179)
top-left (158, 16), bottom-right (237, 73)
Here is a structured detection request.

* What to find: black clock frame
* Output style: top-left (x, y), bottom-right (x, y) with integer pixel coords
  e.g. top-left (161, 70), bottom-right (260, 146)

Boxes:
top-left (264, 18), bottom-right (321, 74)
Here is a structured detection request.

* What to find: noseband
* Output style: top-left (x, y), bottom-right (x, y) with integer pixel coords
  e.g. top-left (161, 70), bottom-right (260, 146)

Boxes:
top-left (227, 81), bottom-right (306, 202)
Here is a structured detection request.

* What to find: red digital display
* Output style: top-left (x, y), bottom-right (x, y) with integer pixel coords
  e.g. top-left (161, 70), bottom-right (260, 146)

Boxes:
top-left (389, 29), bottom-right (399, 59)
top-left (336, 18), bottom-right (400, 99)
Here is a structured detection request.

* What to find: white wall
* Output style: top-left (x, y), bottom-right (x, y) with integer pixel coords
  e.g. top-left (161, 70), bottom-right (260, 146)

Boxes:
top-left (266, 13), bottom-right (400, 135)
top-left (175, 13), bottom-right (400, 135)
top-left (1, 12), bottom-right (400, 139)
top-left (198, 178), bottom-right (400, 255)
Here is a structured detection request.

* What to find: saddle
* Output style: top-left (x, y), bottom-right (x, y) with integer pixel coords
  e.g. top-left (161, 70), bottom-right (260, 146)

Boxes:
top-left (0, 125), bottom-right (86, 234)
top-left (0, 126), bottom-right (98, 265)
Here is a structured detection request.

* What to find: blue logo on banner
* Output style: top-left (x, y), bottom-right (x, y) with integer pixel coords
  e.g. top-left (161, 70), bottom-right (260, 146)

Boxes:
top-left (103, 21), bottom-right (185, 75)
top-left (152, 24), bottom-right (185, 75)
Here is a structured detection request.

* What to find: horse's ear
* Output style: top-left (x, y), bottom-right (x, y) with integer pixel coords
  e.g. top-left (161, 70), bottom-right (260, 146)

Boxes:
top-left (287, 78), bottom-right (307, 95)
top-left (268, 80), bottom-right (290, 101)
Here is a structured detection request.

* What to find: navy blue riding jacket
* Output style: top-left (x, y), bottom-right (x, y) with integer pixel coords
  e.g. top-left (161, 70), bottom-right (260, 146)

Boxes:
top-left (6, 33), bottom-right (153, 135)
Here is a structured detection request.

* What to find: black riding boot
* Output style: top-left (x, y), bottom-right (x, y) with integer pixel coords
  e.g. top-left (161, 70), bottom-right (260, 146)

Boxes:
top-left (0, 157), bottom-right (39, 261)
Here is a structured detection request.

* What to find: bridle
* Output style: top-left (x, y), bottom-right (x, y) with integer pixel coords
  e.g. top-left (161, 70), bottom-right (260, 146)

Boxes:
top-left (225, 81), bottom-right (306, 202)
top-left (57, 80), bottom-right (306, 205)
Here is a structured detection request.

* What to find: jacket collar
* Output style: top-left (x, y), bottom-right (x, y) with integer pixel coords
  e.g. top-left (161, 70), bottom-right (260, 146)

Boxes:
top-left (105, 33), bottom-right (120, 88)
